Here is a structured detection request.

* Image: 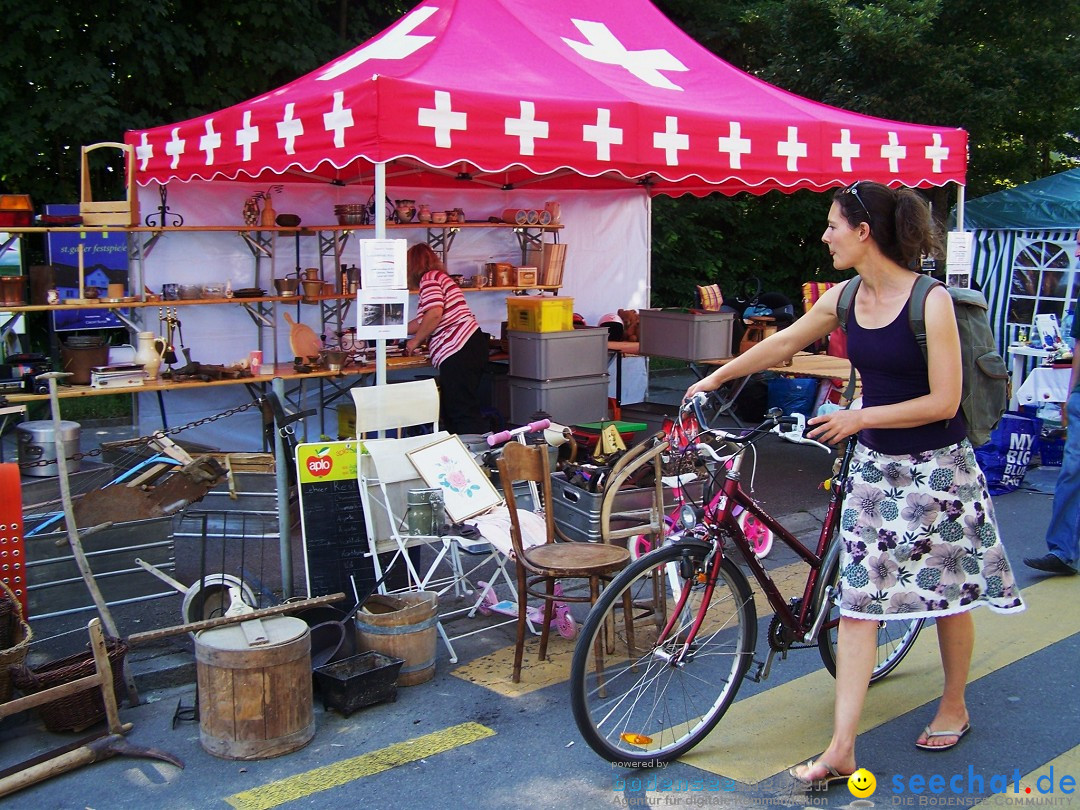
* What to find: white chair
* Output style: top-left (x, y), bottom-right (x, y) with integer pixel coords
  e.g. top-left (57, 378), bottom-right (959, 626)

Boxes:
top-left (350, 379), bottom-right (514, 662)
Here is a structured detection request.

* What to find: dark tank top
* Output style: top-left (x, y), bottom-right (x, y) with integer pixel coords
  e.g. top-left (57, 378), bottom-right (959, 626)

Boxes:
top-left (846, 293), bottom-right (966, 455)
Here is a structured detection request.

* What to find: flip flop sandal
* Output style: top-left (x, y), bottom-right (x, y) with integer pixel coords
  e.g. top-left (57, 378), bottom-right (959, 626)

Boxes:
top-left (915, 721), bottom-right (971, 751)
top-left (788, 759), bottom-right (855, 789)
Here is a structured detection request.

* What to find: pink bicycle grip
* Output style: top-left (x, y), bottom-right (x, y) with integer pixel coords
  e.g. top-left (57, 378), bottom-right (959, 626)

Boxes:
top-left (485, 419), bottom-right (553, 446)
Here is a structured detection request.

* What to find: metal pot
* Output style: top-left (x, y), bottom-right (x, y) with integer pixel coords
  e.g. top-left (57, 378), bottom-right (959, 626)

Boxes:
top-left (273, 277), bottom-right (299, 296)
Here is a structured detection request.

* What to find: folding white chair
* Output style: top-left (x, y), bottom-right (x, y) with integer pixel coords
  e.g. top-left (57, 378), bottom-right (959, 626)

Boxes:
top-left (351, 379), bottom-right (515, 661)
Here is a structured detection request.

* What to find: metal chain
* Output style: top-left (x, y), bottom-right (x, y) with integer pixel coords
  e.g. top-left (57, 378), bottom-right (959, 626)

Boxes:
top-left (17, 398), bottom-right (266, 469)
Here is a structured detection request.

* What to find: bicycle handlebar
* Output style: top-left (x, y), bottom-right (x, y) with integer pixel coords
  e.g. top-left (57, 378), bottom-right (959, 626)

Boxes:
top-left (486, 418), bottom-right (552, 447)
top-left (682, 393), bottom-right (830, 453)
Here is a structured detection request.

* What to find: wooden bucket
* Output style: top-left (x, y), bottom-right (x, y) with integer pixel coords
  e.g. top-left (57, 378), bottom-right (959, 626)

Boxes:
top-left (195, 616), bottom-right (314, 760)
top-left (355, 592), bottom-right (438, 686)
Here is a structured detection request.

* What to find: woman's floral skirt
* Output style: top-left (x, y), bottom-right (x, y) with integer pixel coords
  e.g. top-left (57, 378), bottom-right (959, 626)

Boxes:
top-left (836, 440), bottom-right (1025, 620)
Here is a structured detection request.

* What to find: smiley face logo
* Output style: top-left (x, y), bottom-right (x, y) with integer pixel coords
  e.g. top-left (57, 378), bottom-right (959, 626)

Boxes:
top-left (848, 768), bottom-right (876, 797)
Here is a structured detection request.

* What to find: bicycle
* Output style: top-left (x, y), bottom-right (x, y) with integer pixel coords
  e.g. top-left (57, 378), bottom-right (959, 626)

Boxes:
top-left (569, 394), bottom-right (924, 764)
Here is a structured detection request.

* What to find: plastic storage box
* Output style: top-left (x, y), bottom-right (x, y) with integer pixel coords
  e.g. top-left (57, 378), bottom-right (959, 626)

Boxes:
top-left (507, 374), bottom-right (609, 424)
top-left (508, 328), bottom-right (608, 379)
top-left (507, 296), bottom-right (574, 332)
top-left (638, 309), bottom-right (735, 361)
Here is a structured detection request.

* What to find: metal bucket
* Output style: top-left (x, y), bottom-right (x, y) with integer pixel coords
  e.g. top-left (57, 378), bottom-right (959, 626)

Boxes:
top-left (15, 420), bottom-right (81, 478)
top-left (405, 488), bottom-right (444, 536)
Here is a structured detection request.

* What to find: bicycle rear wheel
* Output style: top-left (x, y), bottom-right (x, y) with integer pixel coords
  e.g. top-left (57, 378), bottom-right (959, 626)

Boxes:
top-left (570, 542), bottom-right (757, 764)
top-left (816, 553), bottom-right (924, 683)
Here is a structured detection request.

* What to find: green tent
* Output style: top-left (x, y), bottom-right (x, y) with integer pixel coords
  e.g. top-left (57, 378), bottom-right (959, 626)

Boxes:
top-left (962, 168), bottom-right (1080, 229)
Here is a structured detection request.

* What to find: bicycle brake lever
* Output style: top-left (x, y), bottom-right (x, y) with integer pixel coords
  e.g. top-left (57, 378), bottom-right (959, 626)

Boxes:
top-left (773, 412), bottom-right (831, 453)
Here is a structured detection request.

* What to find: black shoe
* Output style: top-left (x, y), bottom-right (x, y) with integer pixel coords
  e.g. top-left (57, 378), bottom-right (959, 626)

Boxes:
top-left (1023, 554), bottom-right (1078, 575)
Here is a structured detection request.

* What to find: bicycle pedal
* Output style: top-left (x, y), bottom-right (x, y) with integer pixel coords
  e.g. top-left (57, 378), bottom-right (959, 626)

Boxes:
top-left (746, 660), bottom-right (767, 683)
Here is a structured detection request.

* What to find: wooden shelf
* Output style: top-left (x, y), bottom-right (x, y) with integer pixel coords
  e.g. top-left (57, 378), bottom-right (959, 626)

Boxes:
top-left (3, 222), bottom-right (562, 235)
top-left (4, 356), bottom-right (434, 403)
top-left (0, 296), bottom-right (294, 313)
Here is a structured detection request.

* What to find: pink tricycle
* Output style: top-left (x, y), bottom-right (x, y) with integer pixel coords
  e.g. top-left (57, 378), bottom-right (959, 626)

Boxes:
top-left (476, 580), bottom-right (577, 640)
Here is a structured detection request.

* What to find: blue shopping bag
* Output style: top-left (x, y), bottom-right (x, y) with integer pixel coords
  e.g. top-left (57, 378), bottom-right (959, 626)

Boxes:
top-left (974, 412), bottom-right (1041, 495)
top-left (767, 377), bottom-right (819, 420)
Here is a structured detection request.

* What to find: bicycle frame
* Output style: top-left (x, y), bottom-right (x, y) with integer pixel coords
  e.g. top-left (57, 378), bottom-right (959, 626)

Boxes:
top-left (664, 420), bottom-right (857, 658)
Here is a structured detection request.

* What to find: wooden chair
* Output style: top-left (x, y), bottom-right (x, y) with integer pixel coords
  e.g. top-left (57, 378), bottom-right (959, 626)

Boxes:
top-left (497, 441), bottom-right (631, 682)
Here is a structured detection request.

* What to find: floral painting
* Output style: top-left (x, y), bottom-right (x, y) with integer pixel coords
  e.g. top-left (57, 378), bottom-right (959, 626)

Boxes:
top-left (408, 435), bottom-right (502, 522)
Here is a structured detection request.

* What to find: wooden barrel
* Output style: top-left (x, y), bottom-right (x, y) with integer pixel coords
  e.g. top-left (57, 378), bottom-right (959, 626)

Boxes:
top-left (195, 616), bottom-right (315, 760)
top-left (355, 592), bottom-right (438, 686)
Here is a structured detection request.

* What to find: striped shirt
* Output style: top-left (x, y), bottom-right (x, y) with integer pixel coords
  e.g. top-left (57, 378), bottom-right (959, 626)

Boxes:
top-left (416, 270), bottom-right (480, 368)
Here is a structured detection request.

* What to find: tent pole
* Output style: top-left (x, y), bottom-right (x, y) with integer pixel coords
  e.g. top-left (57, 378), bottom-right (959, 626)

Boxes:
top-left (956, 183), bottom-right (966, 231)
top-left (375, 162), bottom-right (388, 387)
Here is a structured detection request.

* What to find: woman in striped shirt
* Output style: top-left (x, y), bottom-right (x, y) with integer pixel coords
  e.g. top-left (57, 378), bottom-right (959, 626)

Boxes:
top-left (405, 244), bottom-right (490, 434)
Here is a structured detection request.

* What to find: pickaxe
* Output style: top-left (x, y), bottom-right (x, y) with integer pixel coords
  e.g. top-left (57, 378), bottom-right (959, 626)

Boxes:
top-left (0, 731), bottom-right (184, 798)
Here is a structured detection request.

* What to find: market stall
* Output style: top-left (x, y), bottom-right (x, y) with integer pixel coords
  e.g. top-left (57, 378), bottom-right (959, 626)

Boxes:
top-left (124, 0), bottom-right (968, 448)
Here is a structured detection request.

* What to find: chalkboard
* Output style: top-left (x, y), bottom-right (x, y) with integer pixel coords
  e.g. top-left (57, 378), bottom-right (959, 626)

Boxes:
top-left (296, 441), bottom-right (380, 600)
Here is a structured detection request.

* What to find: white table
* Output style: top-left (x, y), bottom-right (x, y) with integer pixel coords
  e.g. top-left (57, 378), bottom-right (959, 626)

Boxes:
top-left (1014, 366), bottom-right (1072, 407)
top-left (1007, 345), bottom-right (1051, 410)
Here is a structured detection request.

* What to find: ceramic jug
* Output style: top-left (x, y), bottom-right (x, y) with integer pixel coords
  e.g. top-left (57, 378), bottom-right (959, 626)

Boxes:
top-left (135, 331), bottom-right (167, 380)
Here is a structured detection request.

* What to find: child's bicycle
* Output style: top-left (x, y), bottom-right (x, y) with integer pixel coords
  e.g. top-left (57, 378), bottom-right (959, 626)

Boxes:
top-left (476, 579), bottom-right (577, 640)
top-left (628, 405), bottom-right (774, 561)
top-left (569, 393), bottom-right (924, 764)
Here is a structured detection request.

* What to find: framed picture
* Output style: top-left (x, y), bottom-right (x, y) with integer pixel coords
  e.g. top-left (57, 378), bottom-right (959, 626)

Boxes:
top-left (407, 435), bottom-right (503, 522)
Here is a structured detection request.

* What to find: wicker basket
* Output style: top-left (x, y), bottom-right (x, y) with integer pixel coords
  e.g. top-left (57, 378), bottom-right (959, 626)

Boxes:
top-left (0, 591), bottom-right (14, 650)
top-left (11, 637), bottom-right (127, 732)
top-left (0, 579), bottom-right (32, 703)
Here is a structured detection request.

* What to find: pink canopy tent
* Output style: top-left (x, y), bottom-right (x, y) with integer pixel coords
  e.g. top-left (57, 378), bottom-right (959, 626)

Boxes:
top-left (126, 0), bottom-right (966, 196)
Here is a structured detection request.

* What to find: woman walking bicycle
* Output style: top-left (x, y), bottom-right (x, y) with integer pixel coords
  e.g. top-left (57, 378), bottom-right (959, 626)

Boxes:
top-left (687, 181), bottom-right (1025, 787)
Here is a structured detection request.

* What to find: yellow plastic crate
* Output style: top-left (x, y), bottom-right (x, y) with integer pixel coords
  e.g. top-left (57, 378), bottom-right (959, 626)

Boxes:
top-left (507, 296), bottom-right (574, 332)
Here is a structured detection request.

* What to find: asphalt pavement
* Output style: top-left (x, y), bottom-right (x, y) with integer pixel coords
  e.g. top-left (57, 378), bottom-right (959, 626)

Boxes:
top-left (3, 370), bottom-right (1078, 810)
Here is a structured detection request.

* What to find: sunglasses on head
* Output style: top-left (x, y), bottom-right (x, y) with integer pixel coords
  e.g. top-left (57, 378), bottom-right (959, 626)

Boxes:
top-left (842, 181), bottom-right (872, 227)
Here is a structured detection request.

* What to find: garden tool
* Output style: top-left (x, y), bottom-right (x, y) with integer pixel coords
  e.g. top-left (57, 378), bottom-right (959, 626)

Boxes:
top-left (0, 732), bottom-right (184, 798)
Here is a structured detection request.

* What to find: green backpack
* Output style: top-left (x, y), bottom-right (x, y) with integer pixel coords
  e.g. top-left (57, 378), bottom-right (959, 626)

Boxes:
top-left (836, 274), bottom-right (1009, 447)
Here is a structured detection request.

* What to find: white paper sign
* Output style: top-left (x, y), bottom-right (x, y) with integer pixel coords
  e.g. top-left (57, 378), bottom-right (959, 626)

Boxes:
top-left (944, 231), bottom-right (974, 289)
top-left (357, 289), bottom-right (409, 339)
top-left (359, 239), bottom-right (407, 290)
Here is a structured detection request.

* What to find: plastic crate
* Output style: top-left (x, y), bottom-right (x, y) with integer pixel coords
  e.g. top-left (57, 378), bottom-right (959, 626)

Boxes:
top-left (507, 374), bottom-right (608, 425)
top-left (508, 328), bottom-right (608, 379)
top-left (638, 309), bottom-right (734, 361)
top-left (507, 296), bottom-right (574, 332)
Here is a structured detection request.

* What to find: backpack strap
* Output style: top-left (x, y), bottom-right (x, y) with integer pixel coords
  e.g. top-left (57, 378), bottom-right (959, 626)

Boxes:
top-left (835, 278), bottom-right (861, 402)
top-left (906, 273), bottom-right (943, 359)
top-left (835, 277), bottom-right (860, 332)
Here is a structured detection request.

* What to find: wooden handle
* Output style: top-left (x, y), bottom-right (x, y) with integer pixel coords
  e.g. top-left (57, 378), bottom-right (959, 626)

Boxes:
top-left (126, 592), bottom-right (346, 645)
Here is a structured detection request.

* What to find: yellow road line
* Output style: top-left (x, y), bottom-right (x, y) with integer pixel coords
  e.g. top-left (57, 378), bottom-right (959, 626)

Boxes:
top-left (452, 560), bottom-right (809, 697)
top-left (680, 576), bottom-right (1079, 785)
top-left (971, 744), bottom-right (1080, 806)
top-left (224, 721), bottom-right (495, 810)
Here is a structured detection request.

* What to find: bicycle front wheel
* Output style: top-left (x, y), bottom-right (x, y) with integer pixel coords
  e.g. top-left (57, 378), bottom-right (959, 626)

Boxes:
top-left (816, 553), bottom-right (924, 683)
top-left (570, 542), bottom-right (757, 764)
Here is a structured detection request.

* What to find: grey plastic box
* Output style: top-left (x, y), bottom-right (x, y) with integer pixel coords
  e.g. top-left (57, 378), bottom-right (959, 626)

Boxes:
top-left (638, 309), bottom-right (735, 361)
top-left (550, 474), bottom-right (705, 543)
top-left (508, 328), bottom-right (608, 379)
top-left (507, 374), bottom-right (609, 425)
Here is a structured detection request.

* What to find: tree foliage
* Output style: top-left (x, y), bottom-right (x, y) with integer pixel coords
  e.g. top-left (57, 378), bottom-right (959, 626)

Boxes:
top-left (650, 0), bottom-right (1079, 307)
top-left (0, 1), bottom-right (407, 202)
